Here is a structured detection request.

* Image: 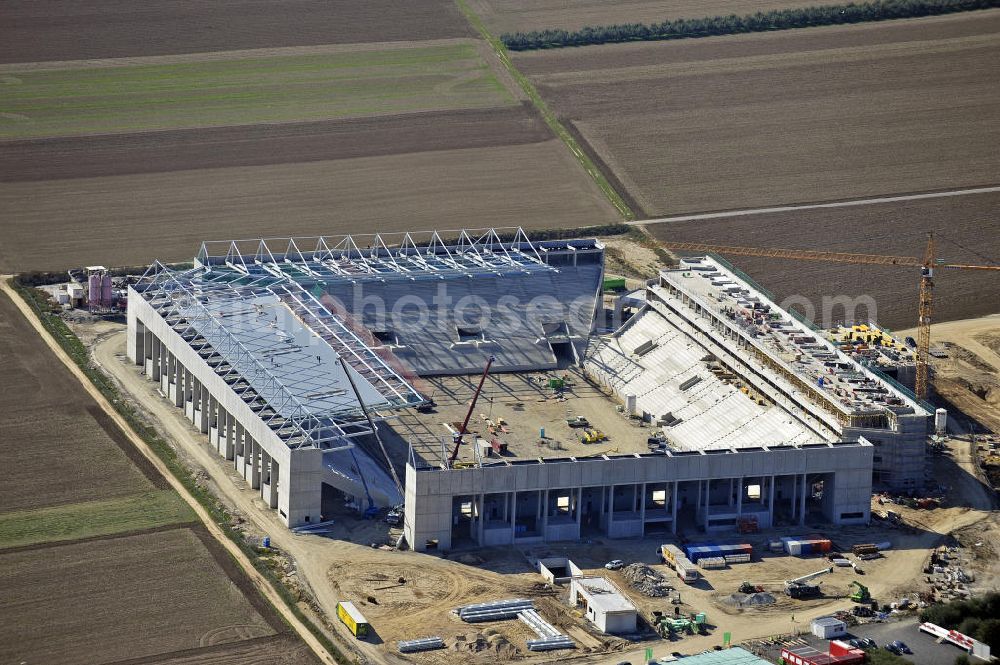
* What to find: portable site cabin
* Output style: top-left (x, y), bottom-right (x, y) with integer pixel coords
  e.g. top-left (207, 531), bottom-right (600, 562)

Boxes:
top-left (569, 577), bottom-right (637, 634)
top-left (337, 601), bottom-right (370, 637)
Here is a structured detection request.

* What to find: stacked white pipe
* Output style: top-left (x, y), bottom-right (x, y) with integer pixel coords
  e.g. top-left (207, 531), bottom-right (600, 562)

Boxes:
top-left (518, 609), bottom-right (575, 651)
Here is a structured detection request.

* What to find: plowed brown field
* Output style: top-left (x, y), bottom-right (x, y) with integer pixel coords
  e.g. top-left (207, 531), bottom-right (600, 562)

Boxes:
top-left (1, 0), bottom-right (471, 63)
top-left (0, 138), bottom-right (618, 272)
top-left (0, 290), bottom-right (319, 665)
top-left (516, 11), bottom-right (1000, 216)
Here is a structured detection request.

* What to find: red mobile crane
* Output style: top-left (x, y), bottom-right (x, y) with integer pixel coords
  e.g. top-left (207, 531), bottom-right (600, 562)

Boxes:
top-left (449, 355), bottom-right (495, 467)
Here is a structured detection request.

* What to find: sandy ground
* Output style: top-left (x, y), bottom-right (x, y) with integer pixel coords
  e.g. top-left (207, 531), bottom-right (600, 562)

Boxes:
top-left (896, 314), bottom-right (1000, 434)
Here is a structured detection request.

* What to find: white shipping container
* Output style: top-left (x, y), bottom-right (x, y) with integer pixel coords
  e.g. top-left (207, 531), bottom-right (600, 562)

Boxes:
top-left (699, 557), bottom-right (726, 570)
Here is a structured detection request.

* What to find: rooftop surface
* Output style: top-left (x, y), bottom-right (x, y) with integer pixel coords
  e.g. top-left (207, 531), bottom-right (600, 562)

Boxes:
top-left (382, 366), bottom-right (653, 467)
top-left (572, 577), bottom-right (636, 614)
top-left (663, 257), bottom-right (928, 419)
top-left (674, 647), bottom-right (773, 665)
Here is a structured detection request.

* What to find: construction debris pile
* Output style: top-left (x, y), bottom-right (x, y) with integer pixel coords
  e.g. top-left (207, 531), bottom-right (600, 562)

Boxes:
top-left (925, 545), bottom-right (976, 600)
top-left (621, 563), bottom-right (672, 597)
top-left (723, 592), bottom-right (776, 608)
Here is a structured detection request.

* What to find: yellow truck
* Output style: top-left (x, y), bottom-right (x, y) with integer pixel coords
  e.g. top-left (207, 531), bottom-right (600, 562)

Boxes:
top-left (660, 544), bottom-right (699, 584)
top-left (337, 601), bottom-right (370, 638)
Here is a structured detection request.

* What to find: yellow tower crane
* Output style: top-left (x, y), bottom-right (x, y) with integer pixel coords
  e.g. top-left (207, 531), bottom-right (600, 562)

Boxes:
top-left (654, 232), bottom-right (1000, 400)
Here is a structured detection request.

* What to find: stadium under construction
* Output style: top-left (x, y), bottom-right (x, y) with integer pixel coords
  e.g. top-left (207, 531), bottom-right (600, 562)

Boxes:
top-left (126, 229), bottom-right (929, 550)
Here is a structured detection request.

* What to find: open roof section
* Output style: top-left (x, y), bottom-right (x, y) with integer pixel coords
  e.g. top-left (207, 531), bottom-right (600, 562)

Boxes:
top-left (133, 262), bottom-right (425, 450)
top-left (194, 227), bottom-right (602, 284)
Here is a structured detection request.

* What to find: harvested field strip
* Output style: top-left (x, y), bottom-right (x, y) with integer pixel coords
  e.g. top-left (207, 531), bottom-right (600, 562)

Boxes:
top-left (5, 282), bottom-right (346, 664)
top-left (456, 0), bottom-right (634, 219)
top-left (0, 105), bottom-right (552, 182)
top-left (501, 0), bottom-right (1000, 50)
top-left (517, 13), bottom-right (1000, 216)
top-left (0, 490), bottom-right (194, 550)
top-left (0, 140), bottom-right (620, 272)
top-left (0, 43), bottom-right (514, 139)
top-left (0, 528), bottom-right (277, 665)
top-left (0, 0), bottom-right (471, 63)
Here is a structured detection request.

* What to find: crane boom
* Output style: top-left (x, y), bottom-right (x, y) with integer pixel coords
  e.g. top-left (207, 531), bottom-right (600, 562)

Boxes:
top-left (656, 234), bottom-right (1000, 400)
top-left (449, 355), bottom-right (496, 466)
top-left (787, 567), bottom-right (834, 586)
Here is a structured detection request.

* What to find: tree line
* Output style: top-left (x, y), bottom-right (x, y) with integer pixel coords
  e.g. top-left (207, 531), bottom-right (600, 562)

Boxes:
top-left (501, 0), bottom-right (1000, 50)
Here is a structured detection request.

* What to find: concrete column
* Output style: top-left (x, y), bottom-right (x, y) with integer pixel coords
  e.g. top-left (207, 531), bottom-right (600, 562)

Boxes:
top-left (704, 479), bottom-right (711, 530)
top-left (151, 336), bottom-right (161, 381)
top-left (799, 474), bottom-right (807, 526)
top-left (639, 483), bottom-right (646, 536)
top-left (541, 489), bottom-right (549, 535)
top-left (510, 491), bottom-right (518, 540)
top-left (199, 383), bottom-right (209, 433)
top-left (159, 341), bottom-right (168, 385)
top-left (607, 485), bottom-right (615, 532)
top-left (134, 322), bottom-right (145, 366)
top-left (249, 437), bottom-right (261, 489)
top-left (671, 482), bottom-right (679, 534)
top-left (736, 477), bottom-right (743, 516)
top-left (768, 475), bottom-right (776, 527)
top-left (477, 494), bottom-right (485, 544)
top-left (173, 358), bottom-right (184, 407)
top-left (791, 473), bottom-right (797, 521)
top-left (223, 412), bottom-right (235, 460)
top-left (269, 459), bottom-right (279, 509)
top-left (575, 488), bottom-right (583, 529)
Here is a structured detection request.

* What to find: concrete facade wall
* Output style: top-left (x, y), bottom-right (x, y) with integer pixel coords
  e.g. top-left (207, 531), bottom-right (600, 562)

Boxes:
top-left (404, 443), bottom-right (873, 551)
top-left (846, 411), bottom-right (928, 489)
top-left (128, 290), bottom-right (324, 526)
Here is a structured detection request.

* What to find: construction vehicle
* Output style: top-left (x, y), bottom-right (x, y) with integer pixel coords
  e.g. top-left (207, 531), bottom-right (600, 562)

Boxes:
top-left (566, 415), bottom-right (590, 428)
top-left (580, 428), bottom-right (607, 443)
top-left (784, 567), bottom-right (833, 599)
top-left (448, 355), bottom-right (495, 468)
top-left (849, 581), bottom-right (871, 603)
top-left (656, 232), bottom-right (1000, 399)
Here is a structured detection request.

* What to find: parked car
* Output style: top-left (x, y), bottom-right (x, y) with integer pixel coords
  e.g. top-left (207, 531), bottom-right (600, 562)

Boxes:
top-left (605, 559), bottom-right (625, 570)
top-left (891, 640), bottom-right (912, 654)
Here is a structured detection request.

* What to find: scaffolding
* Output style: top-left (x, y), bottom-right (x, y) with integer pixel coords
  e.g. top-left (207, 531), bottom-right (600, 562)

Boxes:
top-left (134, 262), bottom-right (424, 450)
top-left (195, 227), bottom-right (573, 284)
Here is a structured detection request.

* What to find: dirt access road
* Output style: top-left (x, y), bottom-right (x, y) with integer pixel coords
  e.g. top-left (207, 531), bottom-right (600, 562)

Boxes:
top-left (0, 280), bottom-right (337, 665)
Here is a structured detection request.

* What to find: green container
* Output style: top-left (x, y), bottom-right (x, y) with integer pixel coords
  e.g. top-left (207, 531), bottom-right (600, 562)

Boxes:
top-left (603, 277), bottom-right (627, 291)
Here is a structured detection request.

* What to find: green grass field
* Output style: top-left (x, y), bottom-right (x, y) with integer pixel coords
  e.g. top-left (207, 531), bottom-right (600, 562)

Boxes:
top-left (0, 490), bottom-right (195, 549)
top-left (0, 43), bottom-right (515, 139)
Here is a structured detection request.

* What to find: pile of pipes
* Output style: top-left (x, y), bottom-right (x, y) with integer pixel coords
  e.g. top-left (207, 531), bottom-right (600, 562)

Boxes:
top-left (621, 563), bottom-right (671, 597)
top-left (518, 609), bottom-right (574, 651)
top-left (397, 636), bottom-right (444, 653)
top-left (457, 598), bottom-right (534, 622)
